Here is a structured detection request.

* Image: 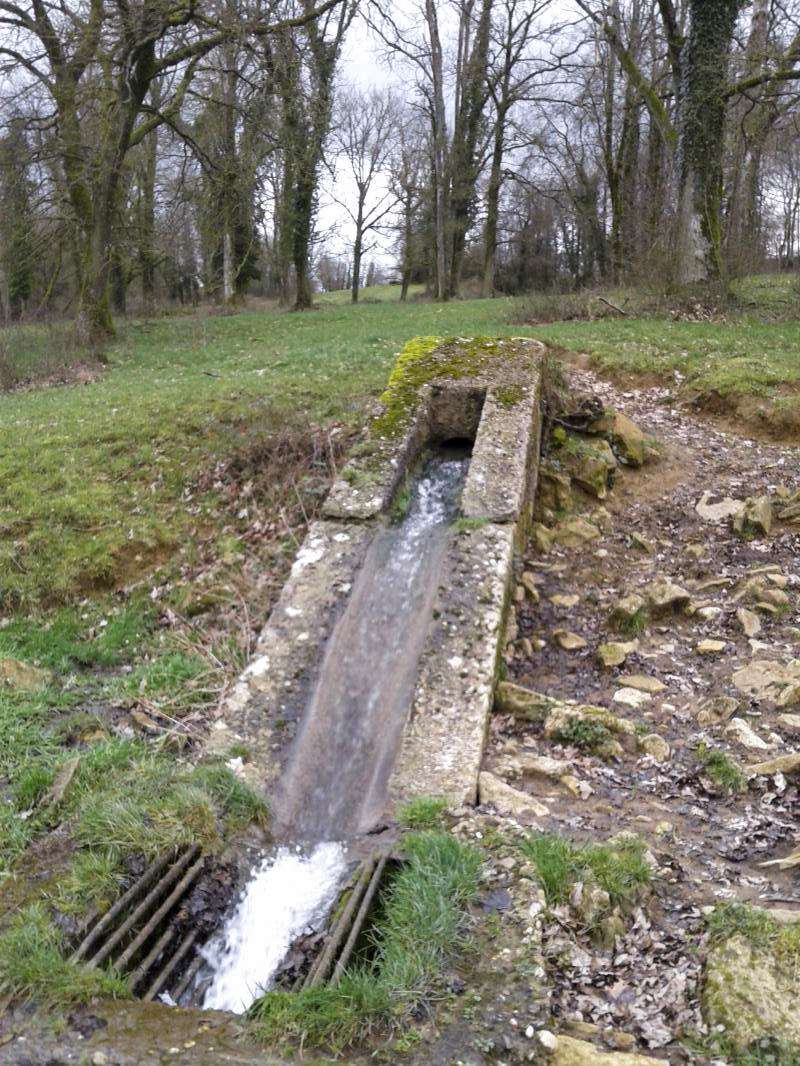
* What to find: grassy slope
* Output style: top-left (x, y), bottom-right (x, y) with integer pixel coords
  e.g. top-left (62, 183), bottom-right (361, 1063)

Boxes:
top-left (533, 315), bottom-right (800, 397)
top-left (0, 297), bottom-right (519, 609)
top-left (527, 275), bottom-right (800, 400)
top-left (5, 280), bottom-right (800, 609)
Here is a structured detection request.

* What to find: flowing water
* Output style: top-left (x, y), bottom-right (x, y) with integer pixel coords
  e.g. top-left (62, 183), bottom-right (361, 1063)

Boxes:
top-left (198, 450), bottom-right (468, 1013)
top-left (199, 842), bottom-right (347, 1013)
top-left (274, 450), bottom-right (469, 842)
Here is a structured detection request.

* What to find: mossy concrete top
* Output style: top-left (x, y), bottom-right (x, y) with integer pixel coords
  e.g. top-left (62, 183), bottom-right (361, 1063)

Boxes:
top-left (323, 335), bottom-right (544, 522)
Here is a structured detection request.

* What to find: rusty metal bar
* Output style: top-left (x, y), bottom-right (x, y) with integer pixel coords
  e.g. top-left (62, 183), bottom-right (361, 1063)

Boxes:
top-left (305, 859), bottom-right (374, 989)
top-left (143, 930), bottom-right (199, 1002)
top-left (87, 845), bottom-right (200, 969)
top-left (114, 856), bottom-right (205, 971)
top-left (330, 856), bottom-right (387, 984)
top-left (70, 849), bottom-right (176, 963)
top-left (171, 952), bottom-right (205, 1004)
top-left (129, 925), bottom-right (176, 993)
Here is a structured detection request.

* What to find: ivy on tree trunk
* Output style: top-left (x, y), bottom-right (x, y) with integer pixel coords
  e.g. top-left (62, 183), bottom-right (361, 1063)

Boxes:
top-left (674, 0), bottom-right (743, 283)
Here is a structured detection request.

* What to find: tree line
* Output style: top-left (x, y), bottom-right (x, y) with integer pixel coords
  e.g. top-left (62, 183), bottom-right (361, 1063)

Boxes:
top-left (2, 0), bottom-right (800, 341)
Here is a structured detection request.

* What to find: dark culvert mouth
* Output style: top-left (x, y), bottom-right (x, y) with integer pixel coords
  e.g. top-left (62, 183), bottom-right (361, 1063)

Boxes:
top-left (436, 437), bottom-right (474, 460)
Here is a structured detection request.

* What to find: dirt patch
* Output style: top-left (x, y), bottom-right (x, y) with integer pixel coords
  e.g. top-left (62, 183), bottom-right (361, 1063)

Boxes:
top-left (3, 360), bottom-right (106, 395)
top-left (689, 386), bottom-right (800, 444)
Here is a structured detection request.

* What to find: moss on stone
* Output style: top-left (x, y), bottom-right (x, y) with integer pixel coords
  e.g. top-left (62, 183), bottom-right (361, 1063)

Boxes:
top-left (494, 383), bottom-right (525, 409)
top-left (370, 335), bottom-right (531, 440)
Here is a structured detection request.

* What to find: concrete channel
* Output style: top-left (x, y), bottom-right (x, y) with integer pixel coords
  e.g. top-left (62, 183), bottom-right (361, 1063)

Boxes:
top-left (206, 335), bottom-right (544, 823)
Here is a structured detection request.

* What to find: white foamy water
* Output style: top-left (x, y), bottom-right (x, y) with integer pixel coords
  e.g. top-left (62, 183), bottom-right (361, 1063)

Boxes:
top-left (200, 841), bottom-right (348, 1013)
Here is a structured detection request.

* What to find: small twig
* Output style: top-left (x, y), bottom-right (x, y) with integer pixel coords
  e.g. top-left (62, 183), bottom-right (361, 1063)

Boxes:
top-left (279, 507), bottom-right (301, 549)
top-left (597, 296), bottom-right (628, 316)
top-left (292, 478), bottom-right (311, 528)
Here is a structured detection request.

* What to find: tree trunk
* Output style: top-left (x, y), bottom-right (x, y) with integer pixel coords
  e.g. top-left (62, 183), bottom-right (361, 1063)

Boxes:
top-left (111, 242), bottom-right (127, 314)
top-left (425, 0), bottom-right (450, 301)
top-left (724, 0), bottom-right (773, 273)
top-left (351, 196), bottom-right (365, 303)
top-left (292, 179), bottom-right (315, 310)
top-left (448, 0), bottom-right (493, 298)
top-left (223, 230), bottom-right (235, 304)
top-left (673, 0), bottom-right (742, 284)
top-left (481, 118), bottom-right (505, 298)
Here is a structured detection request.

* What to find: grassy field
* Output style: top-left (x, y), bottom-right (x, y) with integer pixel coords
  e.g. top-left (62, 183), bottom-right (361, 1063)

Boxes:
top-left (0, 296), bottom-right (521, 609)
top-left (1, 277), bottom-right (799, 1011)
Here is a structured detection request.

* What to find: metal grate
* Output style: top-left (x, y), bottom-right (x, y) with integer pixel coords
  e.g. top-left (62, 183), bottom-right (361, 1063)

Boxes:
top-left (69, 845), bottom-right (206, 1002)
top-left (298, 852), bottom-right (404, 989)
top-left (70, 846), bottom-right (400, 1007)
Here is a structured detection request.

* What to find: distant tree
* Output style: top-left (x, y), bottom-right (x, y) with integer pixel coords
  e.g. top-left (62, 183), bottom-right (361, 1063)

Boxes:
top-left (388, 109), bottom-right (429, 300)
top-left (369, 0), bottom-right (496, 299)
top-left (482, 0), bottom-right (554, 295)
top-left (265, 0), bottom-right (356, 310)
top-left (0, 0), bottom-right (344, 343)
top-left (0, 120), bottom-right (35, 321)
top-left (329, 87), bottom-right (399, 303)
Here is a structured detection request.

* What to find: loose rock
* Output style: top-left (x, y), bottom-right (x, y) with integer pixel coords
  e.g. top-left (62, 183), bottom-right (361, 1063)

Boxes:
top-left (596, 641), bottom-right (639, 668)
top-left (478, 771), bottom-right (549, 818)
top-left (0, 658), bottom-right (52, 691)
top-left (704, 935), bottom-right (800, 1047)
top-left (554, 629), bottom-right (588, 651)
top-left (637, 734), bottom-right (670, 763)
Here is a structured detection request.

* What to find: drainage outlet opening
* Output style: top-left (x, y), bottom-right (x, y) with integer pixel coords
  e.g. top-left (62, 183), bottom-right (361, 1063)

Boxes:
top-left (436, 437), bottom-right (474, 460)
top-left (67, 846), bottom-right (237, 1005)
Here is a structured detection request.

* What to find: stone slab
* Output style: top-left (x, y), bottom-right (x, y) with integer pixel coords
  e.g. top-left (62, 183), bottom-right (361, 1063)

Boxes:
top-left (388, 522), bottom-right (516, 807)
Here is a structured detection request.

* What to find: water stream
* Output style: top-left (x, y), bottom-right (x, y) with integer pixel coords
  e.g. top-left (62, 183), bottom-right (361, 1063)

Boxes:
top-left (274, 448), bottom-right (470, 842)
top-left (199, 842), bottom-right (347, 1013)
top-left (197, 449), bottom-right (469, 1013)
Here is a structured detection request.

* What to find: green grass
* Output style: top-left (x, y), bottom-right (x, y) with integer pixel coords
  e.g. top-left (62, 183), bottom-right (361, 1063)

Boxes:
top-left (706, 902), bottom-right (800, 964)
top-left (397, 795), bottom-right (448, 829)
top-left (691, 1034), bottom-right (800, 1066)
top-left (621, 605), bottom-right (649, 637)
top-left (250, 829), bottom-right (481, 1051)
top-left (550, 716), bottom-right (617, 757)
top-left (696, 742), bottom-right (747, 793)
top-left (519, 832), bottom-right (651, 917)
top-left (317, 283), bottom-right (426, 305)
top-left (0, 902), bottom-right (129, 1005)
top-left (530, 311), bottom-right (800, 398)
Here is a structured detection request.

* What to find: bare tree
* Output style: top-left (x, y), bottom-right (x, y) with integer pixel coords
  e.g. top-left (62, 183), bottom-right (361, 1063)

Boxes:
top-left (369, 0), bottom-right (498, 299)
top-left (265, 0), bottom-right (355, 310)
top-left (329, 86), bottom-right (399, 303)
top-left (0, 0), bottom-right (343, 343)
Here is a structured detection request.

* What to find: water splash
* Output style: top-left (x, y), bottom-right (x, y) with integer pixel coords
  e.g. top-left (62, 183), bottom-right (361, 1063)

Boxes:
top-left (200, 842), bottom-right (347, 1013)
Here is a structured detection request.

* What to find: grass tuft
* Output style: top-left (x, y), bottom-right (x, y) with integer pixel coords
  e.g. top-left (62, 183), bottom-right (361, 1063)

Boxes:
top-left (519, 832), bottom-right (651, 915)
top-left (0, 903), bottom-right (129, 1006)
top-left (706, 902), bottom-right (800, 964)
top-left (621, 606), bottom-right (648, 637)
top-left (397, 795), bottom-right (448, 829)
top-left (696, 742), bottom-right (747, 793)
top-left (551, 716), bottom-right (617, 757)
